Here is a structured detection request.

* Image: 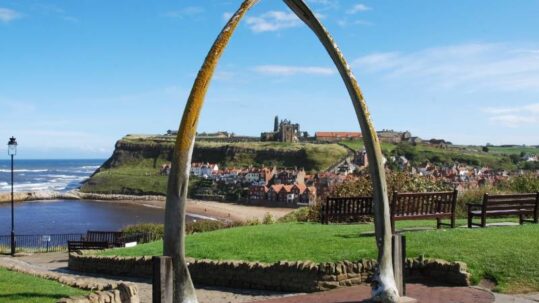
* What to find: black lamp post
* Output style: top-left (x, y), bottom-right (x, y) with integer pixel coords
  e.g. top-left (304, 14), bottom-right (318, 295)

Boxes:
top-left (8, 137), bottom-right (17, 256)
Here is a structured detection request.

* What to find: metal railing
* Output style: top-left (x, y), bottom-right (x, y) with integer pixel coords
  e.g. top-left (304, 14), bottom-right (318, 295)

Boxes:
top-left (0, 233), bottom-right (84, 253)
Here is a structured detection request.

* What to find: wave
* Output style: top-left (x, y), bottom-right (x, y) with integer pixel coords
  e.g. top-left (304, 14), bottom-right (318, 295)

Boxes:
top-left (0, 169), bottom-right (48, 173)
top-left (81, 166), bottom-right (100, 169)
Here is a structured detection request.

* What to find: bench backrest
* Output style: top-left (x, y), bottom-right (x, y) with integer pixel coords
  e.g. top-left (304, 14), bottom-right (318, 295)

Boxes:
top-left (321, 196), bottom-right (373, 223)
top-left (483, 193), bottom-right (539, 212)
top-left (392, 190), bottom-right (458, 217)
top-left (68, 240), bottom-right (109, 252)
top-left (85, 231), bottom-right (124, 244)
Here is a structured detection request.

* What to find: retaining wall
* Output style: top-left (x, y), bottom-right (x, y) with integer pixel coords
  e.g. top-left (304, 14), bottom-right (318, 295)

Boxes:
top-left (69, 253), bottom-right (470, 292)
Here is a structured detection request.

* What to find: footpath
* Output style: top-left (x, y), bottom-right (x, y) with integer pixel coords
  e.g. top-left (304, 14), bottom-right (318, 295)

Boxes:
top-left (1, 252), bottom-right (538, 303)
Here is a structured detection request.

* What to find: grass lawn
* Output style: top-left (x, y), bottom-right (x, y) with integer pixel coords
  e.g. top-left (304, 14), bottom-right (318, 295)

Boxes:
top-left (0, 268), bottom-right (87, 303)
top-left (100, 220), bottom-right (539, 293)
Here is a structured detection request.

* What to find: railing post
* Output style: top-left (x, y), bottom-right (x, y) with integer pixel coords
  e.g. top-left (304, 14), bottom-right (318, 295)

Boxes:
top-left (153, 256), bottom-right (173, 303)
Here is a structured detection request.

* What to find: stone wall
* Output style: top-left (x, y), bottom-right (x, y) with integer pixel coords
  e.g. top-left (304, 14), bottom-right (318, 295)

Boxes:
top-left (57, 284), bottom-right (138, 303)
top-left (69, 253), bottom-right (470, 293)
top-left (0, 258), bottom-right (139, 303)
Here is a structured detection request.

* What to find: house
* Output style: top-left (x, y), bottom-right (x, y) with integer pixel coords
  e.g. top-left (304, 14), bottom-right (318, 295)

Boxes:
top-left (249, 185), bottom-right (268, 201)
top-left (315, 132), bottom-right (362, 142)
top-left (273, 169), bottom-right (305, 185)
top-left (190, 163), bottom-right (219, 178)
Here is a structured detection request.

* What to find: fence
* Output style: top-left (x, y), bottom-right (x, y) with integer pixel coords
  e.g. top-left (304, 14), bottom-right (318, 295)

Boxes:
top-left (0, 234), bottom-right (84, 253)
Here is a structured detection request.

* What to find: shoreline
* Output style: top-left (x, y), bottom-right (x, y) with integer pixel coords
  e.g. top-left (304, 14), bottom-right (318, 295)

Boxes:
top-left (0, 190), bottom-right (295, 222)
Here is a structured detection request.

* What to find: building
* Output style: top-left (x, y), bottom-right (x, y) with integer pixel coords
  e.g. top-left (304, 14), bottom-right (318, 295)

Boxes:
top-left (315, 132), bottom-right (362, 142)
top-left (261, 116), bottom-right (301, 143)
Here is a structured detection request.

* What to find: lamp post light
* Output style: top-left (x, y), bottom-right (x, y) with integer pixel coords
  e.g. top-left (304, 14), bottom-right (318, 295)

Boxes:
top-left (8, 137), bottom-right (17, 256)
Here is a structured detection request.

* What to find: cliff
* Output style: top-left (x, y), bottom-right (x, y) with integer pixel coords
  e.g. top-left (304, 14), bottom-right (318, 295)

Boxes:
top-left (81, 135), bottom-right (349, 195)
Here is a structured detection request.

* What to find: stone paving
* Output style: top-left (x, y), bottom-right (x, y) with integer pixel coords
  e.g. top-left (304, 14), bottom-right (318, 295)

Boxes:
top-left (1, 252), bottom-right (538, 303)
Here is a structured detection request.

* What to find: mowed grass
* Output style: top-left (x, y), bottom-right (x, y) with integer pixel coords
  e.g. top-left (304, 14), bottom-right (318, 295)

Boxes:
top-left (100, 220), bottom-right (539, 293)
top-left (0, 268), bottom-right (88, 303)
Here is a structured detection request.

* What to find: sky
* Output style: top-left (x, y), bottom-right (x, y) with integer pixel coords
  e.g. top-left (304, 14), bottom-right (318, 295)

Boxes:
top-left (0, 0), bottom-right (538, 159)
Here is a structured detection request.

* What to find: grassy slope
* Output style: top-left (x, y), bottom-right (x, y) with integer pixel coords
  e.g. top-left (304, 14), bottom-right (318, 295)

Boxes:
top-left (341, 139), bottom-right (517, 170)
top-left (0, 268), bottom-right (87, 303)
top-left (101, 220), bottom-right (538, 293)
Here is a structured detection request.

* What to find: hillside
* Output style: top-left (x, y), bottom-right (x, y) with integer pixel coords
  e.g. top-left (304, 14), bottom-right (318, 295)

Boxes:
top-left (340, 139), bottom-right (534, 171)
top-left (80, 135), bottom-right (349, 195)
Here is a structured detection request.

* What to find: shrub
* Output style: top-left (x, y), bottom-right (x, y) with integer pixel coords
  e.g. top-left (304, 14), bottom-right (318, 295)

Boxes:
top-left (186, 220), bottom-right (227, 234)
top-left (277, 205), bottom-right (320, 223)
top-left (262, 213), bottom-right (275, 224)
top-left (243, 217), bottom-right (261, 226)
top-left (507, 174), bottom-right (539, 193)
top-left (121, 223), bottom-right (164, 243)
top-left (330, 172), bottom-right (452, 198)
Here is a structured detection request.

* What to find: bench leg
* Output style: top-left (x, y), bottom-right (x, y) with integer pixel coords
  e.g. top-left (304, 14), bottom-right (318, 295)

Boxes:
top-left (467, 214), bottom-right (472, 228)
top-left (436, 218), bottom-right (441, 229)
top-left (481, 215), bottom-right (486, 228)
top-left (451, 215), bottom-right (456, 228)
top-left (519, 214), bottom-right (524, 225)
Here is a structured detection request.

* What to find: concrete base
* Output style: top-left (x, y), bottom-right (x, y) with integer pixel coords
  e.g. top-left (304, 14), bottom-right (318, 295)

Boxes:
top-left (400, 296), bottom-right (418, 303)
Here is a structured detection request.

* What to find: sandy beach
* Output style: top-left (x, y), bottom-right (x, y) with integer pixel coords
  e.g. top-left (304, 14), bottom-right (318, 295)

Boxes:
top-left (0, 190), bottom-right (295, 222)
top-left (93, 198), bottom-right (295, 222)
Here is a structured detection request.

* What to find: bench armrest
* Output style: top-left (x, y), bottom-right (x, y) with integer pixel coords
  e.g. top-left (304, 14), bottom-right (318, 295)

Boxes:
top-left (466, 203), bottom-right (482, 210)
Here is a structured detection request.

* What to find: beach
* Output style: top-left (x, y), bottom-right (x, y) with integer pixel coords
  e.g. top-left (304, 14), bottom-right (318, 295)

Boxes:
top-left (0, 190), bottom-right (295, 223)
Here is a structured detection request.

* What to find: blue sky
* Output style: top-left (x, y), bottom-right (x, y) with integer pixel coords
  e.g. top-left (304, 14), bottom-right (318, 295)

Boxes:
top-left (1, 0), bottom-right (538, 159)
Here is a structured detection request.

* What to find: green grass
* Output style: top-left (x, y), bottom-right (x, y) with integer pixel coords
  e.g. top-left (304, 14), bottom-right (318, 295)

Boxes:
top-left (100, 220), bottom-right (538, 293)
top-left (340, 139), bottom-right (396, 154)
top-left (0, 268), bottom-right (88, 303)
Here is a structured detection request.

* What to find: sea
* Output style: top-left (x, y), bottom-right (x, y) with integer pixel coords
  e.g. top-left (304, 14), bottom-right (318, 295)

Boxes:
top-left (0, 159), bottom-right (171, 235)
top-left (0, 159), bottom-right (103, 193)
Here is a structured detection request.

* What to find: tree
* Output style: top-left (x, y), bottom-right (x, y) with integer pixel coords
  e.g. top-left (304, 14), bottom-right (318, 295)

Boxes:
top-left (482, 146), bottom-right (489, 153)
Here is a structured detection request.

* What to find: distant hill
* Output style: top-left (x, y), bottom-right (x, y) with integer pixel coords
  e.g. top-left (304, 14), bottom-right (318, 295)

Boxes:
top-left (80, 135), bottom-right (349, 195)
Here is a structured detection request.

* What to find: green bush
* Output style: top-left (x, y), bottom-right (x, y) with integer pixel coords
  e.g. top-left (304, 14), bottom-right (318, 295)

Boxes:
top-left (186, 220), bottom-right (227, 234)
top-left (262, 213), bottom-right (275, 224)
top-left (330, 172), bottom-right (451, 198)
top-left (277, 205), bottom-right (321, 223)
top-left (121, 223), bottom-right (164, 243)
top-left (506, 174), bottom-right (539, 193)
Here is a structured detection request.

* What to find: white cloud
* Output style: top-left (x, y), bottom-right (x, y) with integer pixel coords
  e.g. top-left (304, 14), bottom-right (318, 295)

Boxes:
top-left (347, 4), bottom-right (371, 14)
top-left (483, 103), bottom-right (539, 127)
top-left (246, 11), bottom-right (301, 33)
top-left (0, 8), bottom-right (22, 23)
top-left (337, 18), bottom-right (373, 27)
top-left (352, 43), bottom-right (539, 92)
top-left (253, 65), bottom-right (336, 76)
top-left (223, 12), bottom-right (233, 22)
top-left (164, 6), bottom-right (204, 19)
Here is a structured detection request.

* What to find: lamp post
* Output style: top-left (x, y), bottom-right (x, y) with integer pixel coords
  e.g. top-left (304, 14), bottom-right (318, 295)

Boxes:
top-left (8, 137), bottom-right (17, 256)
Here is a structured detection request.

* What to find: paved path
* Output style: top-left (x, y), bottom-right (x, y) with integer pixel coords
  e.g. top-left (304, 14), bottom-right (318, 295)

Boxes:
top-left (248, 284), bottom-right (495, 303)
top-left (1, 252), bottom-right (297, 303)
top-left (3, 252), bottom-right (538, 303)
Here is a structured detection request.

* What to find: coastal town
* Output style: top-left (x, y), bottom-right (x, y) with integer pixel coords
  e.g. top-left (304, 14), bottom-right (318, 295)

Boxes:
top-left (1, 1), bottom-right (538, 303)
top-left (152, 116), bottom-right (539, 206)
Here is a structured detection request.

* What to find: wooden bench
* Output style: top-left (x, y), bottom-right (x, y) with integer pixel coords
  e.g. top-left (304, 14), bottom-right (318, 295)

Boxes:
top-left (67, 240), bottom-right (111, 253)
top-left (321, 190), bottom-right (458, 232)
top-left (391, 190), bottom-right (458, 232)
top-left (320, 196), bottom-right (373, 224)
top-left (467, 192), bottom-right (539, 228)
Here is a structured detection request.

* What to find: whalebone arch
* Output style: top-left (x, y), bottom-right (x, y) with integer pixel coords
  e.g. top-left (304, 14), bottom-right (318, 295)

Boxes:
top-left (164, 1), bottom-right (399, 302)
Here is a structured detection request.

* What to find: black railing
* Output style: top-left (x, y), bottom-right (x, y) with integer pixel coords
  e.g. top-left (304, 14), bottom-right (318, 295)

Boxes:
top-left (0, 232), bottom-right (162, 254)
top-left (0, 233), bottom-right (84, 253)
